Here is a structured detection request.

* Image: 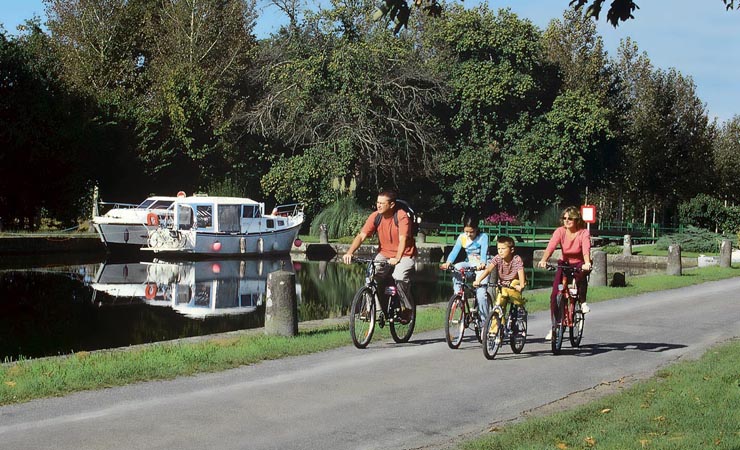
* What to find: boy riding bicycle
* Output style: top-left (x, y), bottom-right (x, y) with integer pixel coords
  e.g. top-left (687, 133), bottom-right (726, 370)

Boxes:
top-left (474, 236), bottom-right (527, 314)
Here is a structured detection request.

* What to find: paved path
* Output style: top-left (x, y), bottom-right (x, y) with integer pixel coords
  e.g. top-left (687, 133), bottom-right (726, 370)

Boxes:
top-left (2, 278), bottom-right (739, 450)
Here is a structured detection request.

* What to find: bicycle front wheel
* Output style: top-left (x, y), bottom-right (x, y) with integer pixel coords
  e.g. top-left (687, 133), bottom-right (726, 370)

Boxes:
top-left (569, 301), bottom-right (585, 347)
top-left (482, 310), bottom-right (504, 360)
top-left (390, 298), bottom-right (415, 343)
top-left (445, 295), bottom-right (465, 349)
top-left (509, 305), bottom-right (527, 354)
top-left (350, 287), bottom-right (376, 349)
top-left (551, 294), bottom-right (565, 355)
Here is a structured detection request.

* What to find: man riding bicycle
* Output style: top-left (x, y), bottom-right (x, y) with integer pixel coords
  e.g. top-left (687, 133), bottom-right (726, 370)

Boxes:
top-left (342, 190), bottom-right (416, 322)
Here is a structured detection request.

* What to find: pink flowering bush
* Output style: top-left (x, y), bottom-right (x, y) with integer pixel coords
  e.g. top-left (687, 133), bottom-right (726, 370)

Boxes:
top-left (485, 212), bottom-right (518, 225)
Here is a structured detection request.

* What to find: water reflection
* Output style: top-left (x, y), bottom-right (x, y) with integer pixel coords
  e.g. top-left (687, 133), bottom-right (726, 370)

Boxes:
top-left (1, 254), bottom-right (662, 360)
top-left (91, 258), bottom-right (292, 319)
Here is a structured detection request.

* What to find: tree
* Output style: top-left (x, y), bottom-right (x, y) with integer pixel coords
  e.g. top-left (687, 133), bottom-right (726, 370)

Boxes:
top-left (0, 25), bottom-right (99, 228)
top-left (714, 115), bottom-right (740, 203)
top-left (252, 1), bottom-right (444, 207)
top-left (571, 0), bottom-right (738, 27)
top-left (615, 39), bottom-right (715, 223)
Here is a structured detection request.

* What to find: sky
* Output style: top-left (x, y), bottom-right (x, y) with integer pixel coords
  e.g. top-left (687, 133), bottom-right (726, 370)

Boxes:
top-left (1, 0), bottom-right (738, 124)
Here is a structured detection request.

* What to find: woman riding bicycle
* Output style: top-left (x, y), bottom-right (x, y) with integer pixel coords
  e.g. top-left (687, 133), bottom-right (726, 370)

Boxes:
top-left (440, 215), bottom-right (489, 324)
top-left (537, 206), bottom-right (592, 340)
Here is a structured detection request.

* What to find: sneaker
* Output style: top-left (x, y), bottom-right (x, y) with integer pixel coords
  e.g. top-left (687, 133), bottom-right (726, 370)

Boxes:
top-left (581, 302), bottom-right (591, 314)
top-left (545, 329), bottom-right (552, 341)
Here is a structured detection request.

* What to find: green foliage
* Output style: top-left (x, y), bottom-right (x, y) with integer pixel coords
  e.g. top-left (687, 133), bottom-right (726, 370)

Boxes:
top-left (714, 115), bottom-right (740, 202)
top-left (678, 194), bottom-right (725, 231)
top-left (655, 226), bottom-right (725, 253)
top-left (309, 197), bottom-right (370, 239)
top-left (600, 244), bottom-right (623, 254)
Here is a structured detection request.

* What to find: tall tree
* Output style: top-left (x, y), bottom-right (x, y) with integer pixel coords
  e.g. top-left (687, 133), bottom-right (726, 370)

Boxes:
top-left (714, 115), bottom-right (740, 203)
top-left (253, 0), bottom-right (444, 210)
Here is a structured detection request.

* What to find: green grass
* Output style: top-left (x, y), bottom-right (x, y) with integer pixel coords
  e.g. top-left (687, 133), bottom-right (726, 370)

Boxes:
top-left (1, 266), bottom-right (737, 406)
top-left (459, 339), bottom-right (740, 450)
top-left (629, 244), bottom-right (718, 258)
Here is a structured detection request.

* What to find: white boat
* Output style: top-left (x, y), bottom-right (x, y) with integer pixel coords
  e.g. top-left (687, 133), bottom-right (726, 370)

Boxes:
top-left (144, 196), bottom-right (304, 256)
top-left (91, 196), bottom-right (177, 248)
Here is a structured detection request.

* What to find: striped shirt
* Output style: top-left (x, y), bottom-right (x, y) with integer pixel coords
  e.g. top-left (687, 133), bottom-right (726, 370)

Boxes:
top-left (489, 254), bottom-right (524, 283)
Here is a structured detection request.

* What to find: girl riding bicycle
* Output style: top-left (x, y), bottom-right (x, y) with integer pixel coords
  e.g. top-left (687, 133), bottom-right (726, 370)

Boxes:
top-left (537, 206), bottom-right (592, 340)
top-left (440, 215), bottom-right (490, 324)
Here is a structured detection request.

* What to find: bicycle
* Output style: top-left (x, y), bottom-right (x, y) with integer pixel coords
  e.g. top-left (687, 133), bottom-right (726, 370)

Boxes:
top-left (441, 266), bottom-right (492, 349)
top-left (482, 281), bottom-right (528, 360)
top-left (546, 263), bottom-right (586, 355)
top-left (349, 257), bottom-right (416, 349)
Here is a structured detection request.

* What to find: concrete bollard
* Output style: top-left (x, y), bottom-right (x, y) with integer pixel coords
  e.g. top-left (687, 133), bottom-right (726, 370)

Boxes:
top-left (623, 234), bottom-right (632, 256)
top-left (720, 239), bottom-right (732, 268)
top-left (319, 223), bottom-right (329, 244)
top-left (667, 244), bottom-right (682, 276)
top-left (590, 250), bottom-right (607, 287)
top-left (264, 270), bottom-right (298, 336)
top-left (416, 230), bottom-right (426, 245)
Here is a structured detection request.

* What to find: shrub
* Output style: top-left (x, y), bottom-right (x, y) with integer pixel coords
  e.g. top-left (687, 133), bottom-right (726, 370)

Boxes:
top-left (600, 244), bottom-right (623, 254)
top-left (655, 226), bottom-right (725, 253)
top-left (310, 197), bottom-right (370, 239)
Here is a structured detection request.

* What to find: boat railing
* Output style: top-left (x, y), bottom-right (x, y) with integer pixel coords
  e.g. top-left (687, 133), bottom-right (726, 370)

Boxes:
top-left (272, 203), bottom-right (304, 217)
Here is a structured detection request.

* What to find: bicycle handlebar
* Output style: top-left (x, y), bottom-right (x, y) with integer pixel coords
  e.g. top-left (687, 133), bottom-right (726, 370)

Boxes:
top-left (439, 266), bottom-right (479, 274)
top-left (545, 263), bottom-right (582, 273)
top-left (352, 257), bottom-right (388, 266)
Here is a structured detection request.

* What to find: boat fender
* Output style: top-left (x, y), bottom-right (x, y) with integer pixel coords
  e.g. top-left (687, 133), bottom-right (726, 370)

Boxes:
top-left (144, 283), bottom-right (157, 299)
top-left (146, 213), bottom-right (160, 226)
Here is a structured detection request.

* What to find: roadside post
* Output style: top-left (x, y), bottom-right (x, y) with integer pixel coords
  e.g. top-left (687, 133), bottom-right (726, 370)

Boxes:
top-left (265, 270), bottom-right (298, 337)
top-left (667, 244), bottom-right (682, 276)
top-left (623, 234), bottom-right (632, 256)
top-left (590, 250), bottom-right (607, 286)
top-left (720, 239), bottom-right (732, 268)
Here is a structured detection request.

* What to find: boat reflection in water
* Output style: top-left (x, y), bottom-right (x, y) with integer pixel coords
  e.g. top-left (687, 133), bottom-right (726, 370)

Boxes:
top-left (91, 258), bottom-right (293, 319)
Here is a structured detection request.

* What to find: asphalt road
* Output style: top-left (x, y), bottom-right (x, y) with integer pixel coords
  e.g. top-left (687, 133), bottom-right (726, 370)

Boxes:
top-left (2, 277), bottom-right (739, 450)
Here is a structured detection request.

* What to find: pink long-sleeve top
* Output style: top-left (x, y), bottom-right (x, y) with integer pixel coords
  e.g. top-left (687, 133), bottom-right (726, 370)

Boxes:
top-left (545, 227), bottom-right (591, 264)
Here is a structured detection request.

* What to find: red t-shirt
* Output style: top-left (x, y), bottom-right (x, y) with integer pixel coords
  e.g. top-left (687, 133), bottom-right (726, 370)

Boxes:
top-left (361, 210), bottom-right (417, 258)
top-left (545, 227), bottom-right (591, 264)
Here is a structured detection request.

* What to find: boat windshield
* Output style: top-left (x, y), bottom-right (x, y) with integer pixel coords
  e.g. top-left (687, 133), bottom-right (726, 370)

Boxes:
top-left (150, 200), bottom-right (174, 209)
top-left (138, 199), bottom-right (155, 208)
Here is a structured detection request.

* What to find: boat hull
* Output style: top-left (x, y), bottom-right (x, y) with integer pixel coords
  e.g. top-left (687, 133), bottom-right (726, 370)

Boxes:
top-left (147, 223), bottom-right (302, 256)
top-left (92, 222), bottom-right (154, 247)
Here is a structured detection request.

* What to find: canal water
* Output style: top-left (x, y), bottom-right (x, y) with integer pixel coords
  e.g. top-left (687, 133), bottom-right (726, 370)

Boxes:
top-left (0, 249), bottom-right (656, 360)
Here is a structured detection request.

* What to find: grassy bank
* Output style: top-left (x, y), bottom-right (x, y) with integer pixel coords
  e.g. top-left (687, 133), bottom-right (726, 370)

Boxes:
top-left (1, 266), bottom-right (738, 406)
top-left (460, 339), bottom-right (740, 450)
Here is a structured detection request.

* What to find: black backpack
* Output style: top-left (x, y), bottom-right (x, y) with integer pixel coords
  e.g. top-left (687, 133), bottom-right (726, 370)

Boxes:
top-left (373, 199), bottom-right (418, 237)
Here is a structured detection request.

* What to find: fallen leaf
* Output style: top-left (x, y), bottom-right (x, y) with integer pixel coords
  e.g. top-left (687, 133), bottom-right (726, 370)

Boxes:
top-left (639, 439), bottom-right (650, 448)
top-left (715, 439), bottom-right (722, 445)
top-left (4, 381), bottom-right (16, 387)
top-left (600, 408), bottom-right (612, 414)
top-left (585, 436), bottom-right (596, 447)
top-left (654, 416), bottom-right (666, 422)
top-left (556, 443), bottom-right (568, 449)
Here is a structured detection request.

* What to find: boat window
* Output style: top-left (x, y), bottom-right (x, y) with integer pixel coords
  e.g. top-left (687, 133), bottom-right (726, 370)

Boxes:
top-left (242, 205), bottom-right (259, 218)
top-left (196, 205), bottom-right (213, 228)
top-left (177, 205), bottom-right (194, 230)
top-left (218, 205), bottom-right (240, 233)
top-left (194, 283), bottom-right (211, 307)
top-left (240, 294), bottom-right (260, 308)
top-left (277, 220), bottom-right (285, 226)
top-left (175, 285), bottom-right (191, 305)
top-left (138, 199), bottom-right (154, 208)
top-left (151, 200), bottom-right (174, 209)
top-left (266, 219), bottom-right (274, 228)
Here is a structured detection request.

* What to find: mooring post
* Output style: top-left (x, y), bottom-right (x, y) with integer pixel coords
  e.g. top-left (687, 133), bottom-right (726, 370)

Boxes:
top-left (667, 244), bottom-right (682, 276)
top-left (590, 250), bottom-right (607, 287)
top-left (319, 223), bottom-right (329, 244)
top-left (265, 270), bottom-right (298, 337)
top-left (720, 239), bottom-right (732, 268)
top-left (623, 234), bottom-right (632, 256)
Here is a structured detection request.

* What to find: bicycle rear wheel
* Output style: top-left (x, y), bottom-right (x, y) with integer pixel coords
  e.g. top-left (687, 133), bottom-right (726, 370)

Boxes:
top-left (445, 295), bottom-right (465, 349)
top-left (350, 287), bottom-right (376, 349)
top-left (509, 305), bottom-right (527, 354)
top-left (551, 294), bottom-right (565, 355)
top-left (569, 301), bottom-right (585, 347)
top-left (390, 298), bottom-right (415, 343)
top-left (482, 310), bottom-right (504, 360)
